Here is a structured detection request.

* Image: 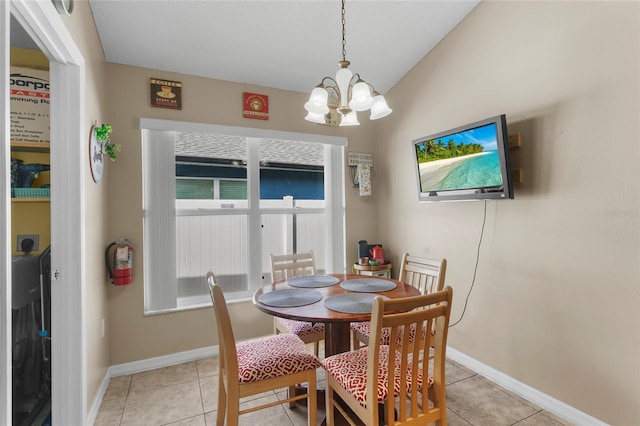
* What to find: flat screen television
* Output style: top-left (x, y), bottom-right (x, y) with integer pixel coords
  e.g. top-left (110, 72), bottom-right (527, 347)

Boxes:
top-left (412, 114), bottom-right (514, 202)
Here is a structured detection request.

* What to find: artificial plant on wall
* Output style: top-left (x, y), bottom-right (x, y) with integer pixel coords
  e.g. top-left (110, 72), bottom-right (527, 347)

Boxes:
top-left (89, 123), bottom-right (121, 183)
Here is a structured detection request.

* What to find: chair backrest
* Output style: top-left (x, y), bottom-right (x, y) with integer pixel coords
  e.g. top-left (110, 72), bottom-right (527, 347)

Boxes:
top-left (207, 272), bottom-right (239, 383)
top-left (398, 253), bottom-right (447, 295)
top-left (368, 286), bottom-right (453, 425)
top-left (270, 251), bottom-right (316, 283)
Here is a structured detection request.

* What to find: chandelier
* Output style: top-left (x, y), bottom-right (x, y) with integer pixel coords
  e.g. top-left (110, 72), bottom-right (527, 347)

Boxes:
top-left (304, 0), bottom-right (392, 126)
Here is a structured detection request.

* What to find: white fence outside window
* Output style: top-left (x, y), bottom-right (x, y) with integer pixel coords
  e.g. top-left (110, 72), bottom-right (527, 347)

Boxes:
top-left (176, 199), bottom-right (326, 306)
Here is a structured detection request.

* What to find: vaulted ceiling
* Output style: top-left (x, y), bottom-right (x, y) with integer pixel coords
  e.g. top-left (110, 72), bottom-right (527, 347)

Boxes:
top-left (86, 0), bottom-right (479, 95)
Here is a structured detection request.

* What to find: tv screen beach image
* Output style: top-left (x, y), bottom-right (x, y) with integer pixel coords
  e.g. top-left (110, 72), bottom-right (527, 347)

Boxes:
top-left (415, 123), bottom-right (503, 192)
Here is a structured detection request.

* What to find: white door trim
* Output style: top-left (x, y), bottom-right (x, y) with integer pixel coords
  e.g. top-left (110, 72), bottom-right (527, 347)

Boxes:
top-left (4, 1), bottom-right (86, 424)
top-left (0, 2), bottom-right (12, 424)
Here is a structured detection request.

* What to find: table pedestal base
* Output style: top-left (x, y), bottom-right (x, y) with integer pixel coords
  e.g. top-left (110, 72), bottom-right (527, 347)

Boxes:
top-left (324, 322), bottom-right (351, 357)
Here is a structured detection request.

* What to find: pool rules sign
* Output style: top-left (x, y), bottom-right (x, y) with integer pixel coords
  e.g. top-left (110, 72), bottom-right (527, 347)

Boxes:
top-left (10, 67), bottom-right (50, 144)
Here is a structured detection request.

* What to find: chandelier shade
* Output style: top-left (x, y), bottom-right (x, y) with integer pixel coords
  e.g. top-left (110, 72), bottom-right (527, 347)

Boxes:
top-left (304, 0), bottom-right (391, 126)
top-left (305, 110), bottom-right (327, 124)
top-left (304, 87), bottom-right (330, 115)
top-left (340, 111), bottom-right (360, 126)
top-left (349, 81), bottom-right (374, 111)
top-left (369, 94), bottom-right (393, 120)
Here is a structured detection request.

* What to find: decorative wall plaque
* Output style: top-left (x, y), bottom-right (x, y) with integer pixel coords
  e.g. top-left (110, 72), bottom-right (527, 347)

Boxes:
top-left (150, 78), bottom-right (182, 110)
top-left (243, 92), bottom-right (269, 120)
top-left (89, 125), bottom-right (103, 183)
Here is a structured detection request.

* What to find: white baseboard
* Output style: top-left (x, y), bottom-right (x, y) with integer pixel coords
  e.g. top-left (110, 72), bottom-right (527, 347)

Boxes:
top-left (108, 345), bottom-right (220, 377)
top-left (87, 371), bottom-right (111, 426)
top-left (87, 345), bottom-right (219, 425)
top-left (88, 344), bottom-right (607, 426)
top-left (446, 346), bottom-right (608, 426)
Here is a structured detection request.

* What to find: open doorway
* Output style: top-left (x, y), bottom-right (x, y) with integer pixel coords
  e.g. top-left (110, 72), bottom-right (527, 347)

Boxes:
top-left (2, 2), bottom-right (86, 424)
top-left (9, 14), bottom-right (52, 425)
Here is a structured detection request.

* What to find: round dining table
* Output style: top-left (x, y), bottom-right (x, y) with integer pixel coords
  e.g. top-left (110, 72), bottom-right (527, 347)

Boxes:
top-left (253, 273), bottom-right (421, 357)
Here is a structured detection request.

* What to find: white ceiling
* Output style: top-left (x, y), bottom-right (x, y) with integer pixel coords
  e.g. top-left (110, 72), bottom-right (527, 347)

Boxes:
top-left (84, 0), bottom-right (479, 95)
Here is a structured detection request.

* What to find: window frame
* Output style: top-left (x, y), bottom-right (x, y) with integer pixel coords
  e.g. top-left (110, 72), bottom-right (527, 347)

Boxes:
top-left (140, 119), bottom-right (347, 313)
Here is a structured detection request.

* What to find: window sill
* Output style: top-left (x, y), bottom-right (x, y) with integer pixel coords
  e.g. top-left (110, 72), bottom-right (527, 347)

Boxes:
top-left (144, 295), bottom-right (254, 316)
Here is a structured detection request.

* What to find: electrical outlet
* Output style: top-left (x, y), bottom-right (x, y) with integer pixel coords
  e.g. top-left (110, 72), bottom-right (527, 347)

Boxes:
top-left (17, 234), bottom-right (39, 252)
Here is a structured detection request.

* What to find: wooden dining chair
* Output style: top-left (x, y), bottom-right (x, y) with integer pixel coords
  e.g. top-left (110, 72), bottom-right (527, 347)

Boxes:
top-left (207, 272), bottom-right (321, 426)
top-left (351, 253), bottom-right (447, 349)
top-left (270, 251), bottom-right (325, 356)
top-left (324, 286), bottom-right (453, 426)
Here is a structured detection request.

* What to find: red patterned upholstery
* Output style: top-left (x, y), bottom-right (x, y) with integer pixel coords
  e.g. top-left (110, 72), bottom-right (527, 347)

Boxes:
top-left (277, 317), bottom-right (325, 338)
top-left (323, 346), bottom-right (431, 407)
top-left (350, 322), bottom-right (393, 345)
top-left (326, 288), bottom-right (452, 426)
top-left (237, 334), bottom-right (322, 383)
top-left (351, 322), bottom-right (432, 346)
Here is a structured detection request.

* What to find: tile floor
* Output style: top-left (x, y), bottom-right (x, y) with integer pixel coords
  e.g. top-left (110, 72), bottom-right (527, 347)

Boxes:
top-left (94, 349), bottom-right (572, 426)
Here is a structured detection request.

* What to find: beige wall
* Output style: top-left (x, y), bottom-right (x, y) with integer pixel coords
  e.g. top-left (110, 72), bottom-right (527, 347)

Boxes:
top-left (58, 0), bottom-right (111, 411)
top-left (104, 63), bottom-right (379, 365)
top-left (58, 0), bottom-right (639, 423)
top-left (375, 1), bottom-right (639, 424)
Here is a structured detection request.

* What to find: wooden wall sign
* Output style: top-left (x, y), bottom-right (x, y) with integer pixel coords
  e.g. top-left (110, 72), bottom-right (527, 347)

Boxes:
top-left (150, 78), bottom-right (182, 110)
top-left (243, 92), bottom-right (269, 120)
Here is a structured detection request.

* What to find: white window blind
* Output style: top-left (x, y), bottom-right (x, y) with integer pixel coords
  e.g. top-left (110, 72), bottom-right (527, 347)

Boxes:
top-left (142, 129), bottom-right (178, 312)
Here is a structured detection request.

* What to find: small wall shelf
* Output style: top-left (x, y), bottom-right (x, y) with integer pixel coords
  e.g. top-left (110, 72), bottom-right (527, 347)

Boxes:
top-left (512, 169), bottom-right (523, 184)
top-left (11, 198), bottom-right (50, 203)
top-left (11, 142), bottom-right (51, 201)
top-left (11, 142), bottom-right (51, 152)
top-left (508, 133), bottom-right (523, 183)
top-left (508, 133), bottom-right (521, 149)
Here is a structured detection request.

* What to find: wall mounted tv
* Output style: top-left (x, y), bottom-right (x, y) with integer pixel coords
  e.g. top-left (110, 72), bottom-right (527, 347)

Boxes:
top-left (412, 114), bottom-right (514, 202)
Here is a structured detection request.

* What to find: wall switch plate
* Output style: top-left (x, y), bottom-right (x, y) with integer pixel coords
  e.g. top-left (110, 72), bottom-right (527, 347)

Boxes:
top-left (17, 234), bottom-right (39, 252)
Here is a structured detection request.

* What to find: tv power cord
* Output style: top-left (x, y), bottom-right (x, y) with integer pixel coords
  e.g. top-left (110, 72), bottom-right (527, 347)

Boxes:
top-left (450, 199), bottom-right (486, 328)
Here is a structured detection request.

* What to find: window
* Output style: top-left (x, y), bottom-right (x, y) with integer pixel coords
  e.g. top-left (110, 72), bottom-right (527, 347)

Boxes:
top-left (175, 177), bottom-right (247, 200)
top-left (141, 120), bottom-right (346, 313)
top-left (176, 178), bottom-right (214, 199)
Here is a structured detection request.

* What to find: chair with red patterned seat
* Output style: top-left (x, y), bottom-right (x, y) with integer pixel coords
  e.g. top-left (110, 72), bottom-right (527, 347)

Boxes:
top-left (324, 286), bottom-right (453, 426)
top-left (207, 272), bottom-right (321, 425)
top-left (271, 251), bottom-right (325, 356)
top-left (351, 253), bottom-right (447, 349)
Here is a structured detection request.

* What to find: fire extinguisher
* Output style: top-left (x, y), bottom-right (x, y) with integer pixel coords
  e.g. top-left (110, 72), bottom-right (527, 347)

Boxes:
top-left (105, 237), bottom-right (134, 285)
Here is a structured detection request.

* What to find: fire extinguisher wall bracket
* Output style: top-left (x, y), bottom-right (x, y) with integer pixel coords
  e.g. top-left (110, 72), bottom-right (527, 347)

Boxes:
top-left (105, 238), bottom-right (134, 286)
top-left (105, 241), bottom-right (117, 284)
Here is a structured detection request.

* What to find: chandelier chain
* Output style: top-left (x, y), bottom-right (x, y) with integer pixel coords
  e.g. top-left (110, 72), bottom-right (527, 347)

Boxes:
top-left (304, 0), bottom-right (392, 125)
top-left (341, 0), bottom-right (347, 62)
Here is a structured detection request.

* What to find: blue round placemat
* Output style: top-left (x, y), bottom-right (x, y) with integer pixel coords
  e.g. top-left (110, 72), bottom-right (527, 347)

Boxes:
top-left (287, 275), bottom-right (340, 288)
top-left (258, 289), bottom-right (323, 308)
top-left (341, 278), bottom-right (397, 293)
top-left (324, 293), bottom-right (389, 314)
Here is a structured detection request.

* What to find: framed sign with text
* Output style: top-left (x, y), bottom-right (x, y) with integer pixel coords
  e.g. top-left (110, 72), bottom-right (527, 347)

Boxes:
top-left (150, 78), bottom-right (182, 110)
top-left (243, 92), bottom-right (269, 120)
top-left (10, 67), bottom-right (51, 143)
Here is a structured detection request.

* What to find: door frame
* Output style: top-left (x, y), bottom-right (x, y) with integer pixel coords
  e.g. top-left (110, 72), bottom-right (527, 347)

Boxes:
top-left (1, 1), bottom-right (86, 424)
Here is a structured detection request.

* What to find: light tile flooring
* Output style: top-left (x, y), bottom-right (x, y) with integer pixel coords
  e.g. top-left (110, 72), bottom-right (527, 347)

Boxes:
top-left (94, 350), bottom-right (572, 426)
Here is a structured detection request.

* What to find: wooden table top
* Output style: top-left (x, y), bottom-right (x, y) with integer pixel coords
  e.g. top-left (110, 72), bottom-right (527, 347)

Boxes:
top-left (253, 274), bottom-right (421, 323)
